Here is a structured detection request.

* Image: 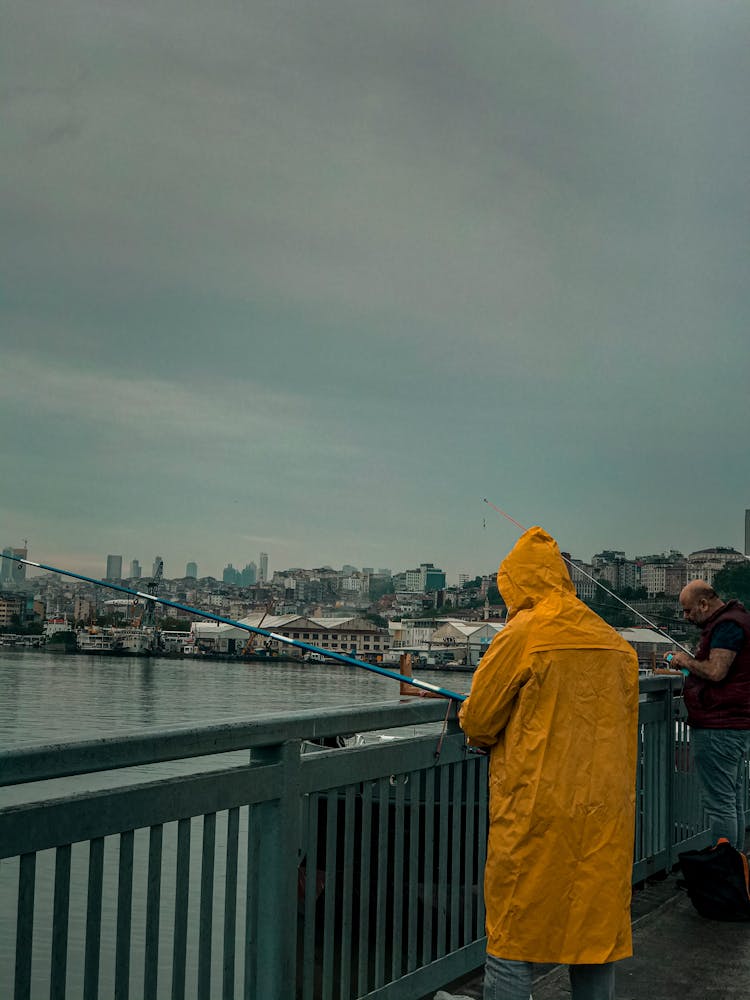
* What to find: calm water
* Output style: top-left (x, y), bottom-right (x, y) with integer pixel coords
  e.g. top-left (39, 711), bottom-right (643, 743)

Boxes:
top-left (0, 649), bottom-right (471, 997)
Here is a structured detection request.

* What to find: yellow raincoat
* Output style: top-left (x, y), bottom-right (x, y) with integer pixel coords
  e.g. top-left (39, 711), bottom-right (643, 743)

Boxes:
top-left (459, 527), bottom-right (638, 964)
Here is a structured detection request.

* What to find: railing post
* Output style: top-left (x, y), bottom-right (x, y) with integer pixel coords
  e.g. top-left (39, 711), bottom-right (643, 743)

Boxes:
top-left (664, 679), bottom-right (676, 870)
top-left (246, 741), bottom-right (301, 1000)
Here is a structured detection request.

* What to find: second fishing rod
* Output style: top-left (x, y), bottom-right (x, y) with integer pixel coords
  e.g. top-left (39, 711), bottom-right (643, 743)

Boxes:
top-left (482, 497), bottom-right (694, 656)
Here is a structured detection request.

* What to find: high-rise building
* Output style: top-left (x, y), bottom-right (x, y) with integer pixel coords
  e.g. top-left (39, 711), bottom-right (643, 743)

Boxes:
top-left (186, 562), bottom-right (198, 579)
top-left (1, 548), bottom-right (12, 583)
top-left (106, 555), bottom-right (123, 581)
top-left (223, 564), bottom-right (240, 585)
top-left (2, 546), bottom-right (27, 585)
top-left (419, 563), bottom-right (446, 592)
top-left (259, 552), bottom-right (268, 583)
top-left (152, 556), bottom-right (163, 578)
top-left (745, 509), bottom-right (750, 556)
top-left (130, 560), bottom-right (141, 579)
top-left (240, 563), bottom-right (257, 586)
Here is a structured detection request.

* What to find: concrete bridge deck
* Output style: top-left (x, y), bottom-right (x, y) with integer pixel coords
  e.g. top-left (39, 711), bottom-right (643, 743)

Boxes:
top-left (434, 865), bottom-right (750, 1000)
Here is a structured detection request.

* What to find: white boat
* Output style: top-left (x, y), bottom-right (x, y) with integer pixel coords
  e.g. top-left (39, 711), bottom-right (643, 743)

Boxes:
top-left (76, 629), bottom-right (123, 654)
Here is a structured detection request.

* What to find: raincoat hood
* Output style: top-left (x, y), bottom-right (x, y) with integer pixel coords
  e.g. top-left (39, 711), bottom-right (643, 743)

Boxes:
top-left (498, 526), bottom-right (574, 620)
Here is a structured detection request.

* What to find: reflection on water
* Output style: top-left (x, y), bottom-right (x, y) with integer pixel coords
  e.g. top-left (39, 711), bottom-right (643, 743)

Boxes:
top-left (0, 651), bottom-right (473, 996)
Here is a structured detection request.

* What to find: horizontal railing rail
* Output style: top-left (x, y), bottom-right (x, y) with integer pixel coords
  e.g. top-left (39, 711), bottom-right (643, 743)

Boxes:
top-left (0, 678), bottom-right (745, 1000)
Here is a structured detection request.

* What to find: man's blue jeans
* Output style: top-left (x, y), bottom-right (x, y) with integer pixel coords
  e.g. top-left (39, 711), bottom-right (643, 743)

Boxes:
top-left (483, 955), bottom-right (615, 1000)
top-left (690, 727), bottom-right (750, 850)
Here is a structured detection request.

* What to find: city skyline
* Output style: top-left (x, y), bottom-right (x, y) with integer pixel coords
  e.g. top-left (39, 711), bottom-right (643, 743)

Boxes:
top-left (2, 4), bottom-right (749, 582)
top-left (5, 522), bottom-right (748, 589)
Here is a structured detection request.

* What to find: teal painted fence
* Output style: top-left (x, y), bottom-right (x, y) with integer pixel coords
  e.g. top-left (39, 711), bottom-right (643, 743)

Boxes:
top-left (0, 676), bottom-right (743, 999)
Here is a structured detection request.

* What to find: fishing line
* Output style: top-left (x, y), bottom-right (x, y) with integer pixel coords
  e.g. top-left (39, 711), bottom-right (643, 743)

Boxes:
top-left (482, 497), bottom-right (693, 655)
top-left (0, 553), bottom-right (467, 702)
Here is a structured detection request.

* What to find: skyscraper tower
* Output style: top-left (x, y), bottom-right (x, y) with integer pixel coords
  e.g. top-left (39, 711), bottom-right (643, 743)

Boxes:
top-left (186, 561), bottom-right (198, 579)
top-left (152, 555), bottom-right (163, 578)
top-left (3, 545), bottom-right (27, 584)
top-left (259, 552), bottom-right (268, 583)
top-left (130, 560), bottom-right (142, 579)
top-left (106, 555), bottom-right (123, 581)
top-left (1, 548), bottom-right (12, 583)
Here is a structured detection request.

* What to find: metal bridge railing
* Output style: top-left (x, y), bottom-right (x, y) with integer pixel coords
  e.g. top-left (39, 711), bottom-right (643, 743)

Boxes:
top-left (0, 677), bottom-right (742, 1000)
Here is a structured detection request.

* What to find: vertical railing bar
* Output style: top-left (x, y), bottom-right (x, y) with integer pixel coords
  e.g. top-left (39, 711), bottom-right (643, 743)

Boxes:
top-left (357, 782), bottom-right (373, 994)
top-left (114, 829), bottom-right (134, 1000)
top-left (15, 852), bottom-right (36, 1000)
top-left (50, 843), bottom-right (72, 1000)
top-left (450, 762), bottom-right (462, 953)
top-left (666, 685), bottom-right (676, 868)
top-left (171, 818), bottom-right (191, 1000)
top-left (143, 824), bottom-right (163, 1000)
top-left (198, 812), bottom-right (217, 1000)
top-left (243, 806), bottom-right (260, 1000)
top-left (436, 765), bottom-right (450, 956)
top-left (463, 758), bottom-right (476, 944)
top-left (302, 795), bottom-right (319, 1000)
top-left (391, 774), bottom-right (405, 982)
top-left (223, 807), bottom-right (240, 1000)
top-left (635, 725), bottom-right (644, 865)
top-left (422, 768), bottom-right (435, 965)
top-left (406, 770), bottom-right (421, 973)
top-left (321, 789), bottom-right (338, 1000)
top-left (374, 776), bottom-right (389, 988)
top-left (338, 786), bottom-right (355, 1000)
top-left (84, 838), bottom-right (104, 1000)
top-left (477, 755), bottom-right (488, 937)
top-left (651, 722), bottom-right (657, 855)
top-left (643, 725), bottom-right (652, 858)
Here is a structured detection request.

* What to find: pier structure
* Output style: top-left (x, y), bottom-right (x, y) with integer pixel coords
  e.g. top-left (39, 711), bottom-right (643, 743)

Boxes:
top-left (0, 676), bottom-right (746, 999)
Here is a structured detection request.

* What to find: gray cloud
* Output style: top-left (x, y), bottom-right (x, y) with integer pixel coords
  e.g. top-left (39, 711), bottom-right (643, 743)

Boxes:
top-left (2, 1), bottom-right (749, 579)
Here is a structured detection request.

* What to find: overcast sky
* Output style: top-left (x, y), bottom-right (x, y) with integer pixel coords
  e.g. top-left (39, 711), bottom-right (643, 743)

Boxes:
top-left (2, 1), bottom-right (748, 583)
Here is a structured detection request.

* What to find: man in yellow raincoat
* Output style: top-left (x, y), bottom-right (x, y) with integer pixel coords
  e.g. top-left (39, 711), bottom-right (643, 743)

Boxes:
top-left (459, 527), bottom-right (639, 1000)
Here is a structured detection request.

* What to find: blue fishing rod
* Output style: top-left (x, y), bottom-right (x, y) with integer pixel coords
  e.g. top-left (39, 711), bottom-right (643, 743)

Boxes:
top-left (0, 552), bottom-right (467, 701)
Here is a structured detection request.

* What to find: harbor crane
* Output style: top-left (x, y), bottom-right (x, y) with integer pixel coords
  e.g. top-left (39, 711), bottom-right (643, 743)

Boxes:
top-left (133, 559), bottom-right (163, 628)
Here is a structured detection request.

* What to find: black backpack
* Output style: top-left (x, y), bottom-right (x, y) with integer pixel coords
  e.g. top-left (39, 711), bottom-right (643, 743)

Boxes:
top-left (678, 838), bottom-right (750, 921)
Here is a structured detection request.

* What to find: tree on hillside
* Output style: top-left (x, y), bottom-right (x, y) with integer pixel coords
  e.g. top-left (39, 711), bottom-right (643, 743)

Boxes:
top-left (714, 562), bottom-right (750, 607)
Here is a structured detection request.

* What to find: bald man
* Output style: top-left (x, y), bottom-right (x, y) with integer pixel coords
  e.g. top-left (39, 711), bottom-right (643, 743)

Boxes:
top-left (670, 580), bottom-right (750, 850)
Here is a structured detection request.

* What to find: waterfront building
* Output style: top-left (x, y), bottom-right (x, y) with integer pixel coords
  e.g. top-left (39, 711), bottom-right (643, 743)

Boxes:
top-left (73, 596), bottom-right (95, 623)
top-left (419, 562), bottom-right (446, 592)
top-left (686, 547), bottom-right (746, 587)
top-left (185, 561), bottom-right (198, 579)
top-left (341, 572), bottom-right (367, 593)
top-left (192, 613), bottom-right (390, 658)
top-left (105, 554), bottom-right (122, 581)
top-left (0, 593), bottom-right (25, 626)
top-left (639, 559), bottom-right (687, 597)
top-left (567, 560), bottom-right (597, 602)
